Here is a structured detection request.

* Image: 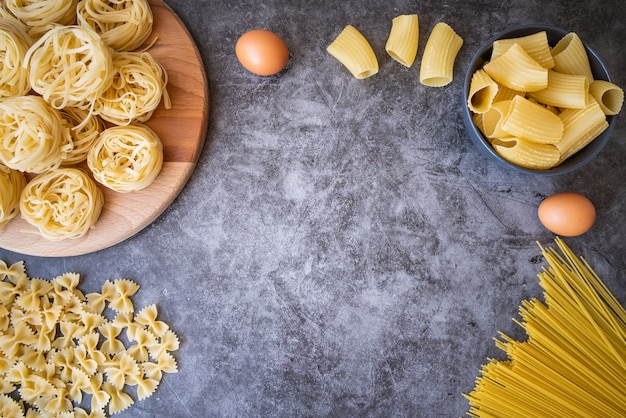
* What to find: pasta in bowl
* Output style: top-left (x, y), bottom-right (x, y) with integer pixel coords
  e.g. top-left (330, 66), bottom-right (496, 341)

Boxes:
top-left (462, 24), bottom-right (622, 175)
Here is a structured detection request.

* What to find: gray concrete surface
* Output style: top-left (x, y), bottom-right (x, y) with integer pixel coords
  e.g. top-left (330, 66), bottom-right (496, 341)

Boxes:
top-left (1, 0), bottom-right (626, 416)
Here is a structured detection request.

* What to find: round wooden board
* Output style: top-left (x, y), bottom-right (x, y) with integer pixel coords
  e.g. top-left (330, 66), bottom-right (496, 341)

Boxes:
top-left (0, 0), bottom-right (209, 257)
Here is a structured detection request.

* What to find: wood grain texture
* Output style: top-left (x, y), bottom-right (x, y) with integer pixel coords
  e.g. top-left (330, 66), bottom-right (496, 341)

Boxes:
top-left (0, 0), bottom-right (209, 257)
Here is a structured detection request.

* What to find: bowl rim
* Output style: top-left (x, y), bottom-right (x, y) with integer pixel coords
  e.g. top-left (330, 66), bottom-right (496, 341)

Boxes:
top-left (462, 24), bottom-right (616, 175)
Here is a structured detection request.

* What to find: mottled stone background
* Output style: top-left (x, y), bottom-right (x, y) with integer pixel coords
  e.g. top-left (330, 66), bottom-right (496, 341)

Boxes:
top-left (2, 1), bottom-right (625, 417)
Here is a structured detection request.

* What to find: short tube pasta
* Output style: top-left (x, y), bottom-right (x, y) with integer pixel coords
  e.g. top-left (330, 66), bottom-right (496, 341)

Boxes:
top-left (483, 43), bottom-right (548, 92)
top-left (385, 14), bottom-right (419, 68)
top-left (481, 100), bottom-right (512, 139)
top-left (327, 25), bottom-right (378, 79)
top-left (556, 97), bottom-right (609, 163)
top-left (551, 32), bottom-right (594, 83)
top-left (589, 80), bottom-right (624, 116)
top-left (0, 164), bottom-right (26, 229)
top-left (467, 69), bottom-right (499, 113)
top-left (88, 124), bottom-right (164, 193)
top-left (528, 70), bottom-right (589, 109)
top-left (0, 95), bottom-right (68, 173)
top-left (491, 31), bottom-right (554, 70)
top-left (19, 168), bottom-right (104, 241)
top-left (24, 25), bottom-right (114, 111)
top-left (419, 22), bottom-right (463, 87)
top-left (76, 0), bottom-right (154, 52)
top-left (491, 137), bottom-right (560, 170)
top-left (501, 95), bottom-right (564, 145)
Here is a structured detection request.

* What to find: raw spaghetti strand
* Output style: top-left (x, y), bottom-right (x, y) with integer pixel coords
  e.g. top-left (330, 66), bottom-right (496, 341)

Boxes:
top-left (465, 238), bottom-right (626, 417)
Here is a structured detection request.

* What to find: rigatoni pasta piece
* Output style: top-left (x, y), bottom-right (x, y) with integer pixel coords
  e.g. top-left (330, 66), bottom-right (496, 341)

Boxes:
top-left (467, 69), bottom-right (499, 113)
top-left (327, 25), bottom-right (378, 79)
top-left (491, 137), bottom-right (560, 170)
top-left (589, 80), bottom-right (624, 116)
top-left (419, 22), bottom-right (463, 87)
top-left (528, 70), bottom-right (589, 109)
top-left (481, 100), bottom-right (512, 139)
top-left (501, 95), bottom-right (563, 144)
top-left (385, 14), bottom-right (419, 67)
top-left (483, 43), bottom-right (548, 92)
top-left (556, 97), bottom-right (609, 162)
top-left (551, 32), bottom-right (594, 83)
top-left (491, 31), bottom-right (555, 69)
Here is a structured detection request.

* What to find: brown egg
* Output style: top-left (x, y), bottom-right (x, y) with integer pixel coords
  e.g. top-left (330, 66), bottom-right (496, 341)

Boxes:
top-left (537, 192), bottom-right (596, 237)
top-left (235, 29), bottom-right (289, 76)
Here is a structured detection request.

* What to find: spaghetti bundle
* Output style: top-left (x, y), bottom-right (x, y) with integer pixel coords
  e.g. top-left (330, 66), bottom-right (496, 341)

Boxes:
top-left (20, 168), bottom-right (104, 240)
top-left (0, 15), bottom-right (32, 99)
top-left (87, 123), bottom-right (163, 192)
top-left (3, 0), bottom-right (78, 38)
top-left (77, 0), bottom-right (154, 51)
top-left (0, 163), bottom-right (26, 228)
top-left (465, 238), bottom-right (626, 417)
top-left (0, 95), bottom-right (69, 173)
top-left (95, 50), bottom-right (170, 125)
top-left (24, 25), bottom-right (114, 111)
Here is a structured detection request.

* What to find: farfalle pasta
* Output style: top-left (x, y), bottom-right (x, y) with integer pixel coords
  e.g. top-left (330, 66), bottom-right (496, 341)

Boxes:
top-left (95, 50), bottom-right (170, 126)
top-left (88, 124), bottom-right (164, 192)
top-left (0, 95), bottom-right (68, 173)
top-left (77, 0), bottom-right (154, 52)
top-left (19, 168), bottom-right (104, 241)
top-left (0, 164), bottom-right (26, 228)
top-left (0, 259), bottom-right (180, 417)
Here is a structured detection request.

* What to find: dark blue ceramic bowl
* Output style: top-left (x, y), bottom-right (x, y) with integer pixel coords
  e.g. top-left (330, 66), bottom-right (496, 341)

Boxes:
top-left (462, 24), bottom-right (616, 175)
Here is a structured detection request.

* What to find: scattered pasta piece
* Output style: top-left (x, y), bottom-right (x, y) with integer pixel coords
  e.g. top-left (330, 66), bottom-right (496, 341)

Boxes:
top-left (385, 14), bottom-right (419, 68)
top-left (327, 25), bottom-right (378, 79)
top-left (465, 238), bottom-right (626, 417)
top-left (419, 22), bottom-right (463, 87)
top-left (0, 259), bottom-right (180, 417)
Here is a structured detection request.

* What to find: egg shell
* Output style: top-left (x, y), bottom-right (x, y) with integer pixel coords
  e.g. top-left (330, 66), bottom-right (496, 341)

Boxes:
top-left (235, 29), bottom-right (289, 76)
top-left (537, 192), bottom-right (596, 237)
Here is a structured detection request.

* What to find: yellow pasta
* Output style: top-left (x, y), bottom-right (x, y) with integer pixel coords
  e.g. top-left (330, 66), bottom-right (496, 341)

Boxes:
top-left (556, 96), bottom-right (609, 163)
top-left (24, 25), bottom-right (114, 111)
top-left (480, 100), bottom-right (512, 139)
top-left (20, 168), bottom-right (104, 240)
top-left (419, 22), bottom-right (463, 87)
top-left (589, 80), bottom-right (624, 116)
top-left (88, 124), bottom-right (164, 193)
top-left (385, 14), bottom-right (419, 68)
top-left (327, 25), bottom-right (378, 79)
top-left (467, 69), bottom-right (499, 113)
top-left (76, 0), bottom-right (154, 52)
top-left (95, 50), bottom-right (171, 126)
top-left (59, 107), bottom-right (106, 166)
top-left (0, 95), bottom-right (68, 173)
top-left (491, 31), bottom-right (555, 69)
top-left (0, 15), bottom-right (32, 99)
top-left (466, 238), bottom-right (626, 417)
top-left (528, 70), bottom-right (589, 109)
top-left (491, 137), bottom-right (560, 170)
top-left (483, 43), bottom-right (548, 92)
top-left (0, 259), bottom-right (180, 416)
top-left (4, 0), bottom-right (78, 38)
top-left (0, 164), bottom-right (26, 228)
top-left (501, 95), bottom-right (564, 144)
top-left (551, 32), bottom-right (594, 83)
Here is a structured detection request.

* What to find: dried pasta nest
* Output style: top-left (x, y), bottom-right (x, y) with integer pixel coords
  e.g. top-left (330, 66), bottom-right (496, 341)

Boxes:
top-left (24, 24), bottom-right (114, 110)
top-left (19, 167), bottom-right (104, 241)
top-left (0, 15), bottom-right (32, 99)
top-left (0, 95), bottom-right (70, 173)
top-left (3, 0), bottom-right (79, 39)
top-left (0, 163), bottom-right (26, 229)
top-left (59, 107), bottom-right (106, 166)
top-left (77, 0), bottom-right (154, 52)
top-left (88, 123), bottom-right (164, 193)
top-left (95, 50), bottom-right (170, 126)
